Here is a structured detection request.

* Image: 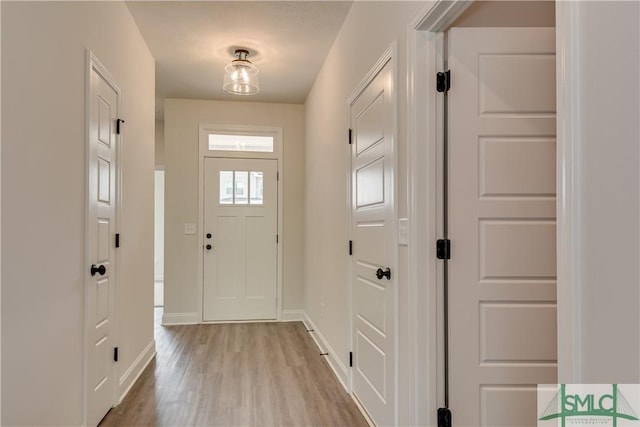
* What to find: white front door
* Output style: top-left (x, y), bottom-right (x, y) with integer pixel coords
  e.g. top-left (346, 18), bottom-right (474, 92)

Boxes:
top-left (350, 57), bottom-right (396, 426)
top-left (447, 28), bottom-right (557, 426)
top-left (203, 157), bottom-right (278, 321)
top-left (86, 54), bottom-right (119, 426)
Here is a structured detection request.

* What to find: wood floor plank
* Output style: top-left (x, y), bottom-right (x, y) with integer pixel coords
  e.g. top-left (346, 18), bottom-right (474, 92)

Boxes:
top-left (99, 309), bottom-right (367, 427)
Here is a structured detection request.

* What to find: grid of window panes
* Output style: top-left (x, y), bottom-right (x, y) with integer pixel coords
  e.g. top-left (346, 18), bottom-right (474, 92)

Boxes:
top-left (219, 171), bottom-right (264, 205)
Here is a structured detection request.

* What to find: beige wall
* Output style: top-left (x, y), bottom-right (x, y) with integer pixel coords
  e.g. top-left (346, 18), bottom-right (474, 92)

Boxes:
top-left (304, 2), bottom-right (426, 424)
top-left (452, 0), bottom-right (555, 27)
top-left (163, 99), bottom-right (305, 318)
top-left (1, 2), bottom-right (155, 425)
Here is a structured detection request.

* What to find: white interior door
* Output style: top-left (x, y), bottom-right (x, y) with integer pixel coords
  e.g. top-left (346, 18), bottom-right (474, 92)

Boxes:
top-left (203, 157), bottom-right (278, 321)
top-left (86, 54), bottom-right (118, 426)
top-left (447, 28), bottom-right (557, 426)
top-left (351, 58), bottom-right (396, 426)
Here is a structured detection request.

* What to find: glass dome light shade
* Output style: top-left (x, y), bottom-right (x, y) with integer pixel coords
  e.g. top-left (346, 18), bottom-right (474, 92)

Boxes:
top-left (223, 58), bottom-right (260, 95)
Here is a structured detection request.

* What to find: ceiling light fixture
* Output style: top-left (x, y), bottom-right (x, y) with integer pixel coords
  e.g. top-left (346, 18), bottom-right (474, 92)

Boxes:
top-left (223, 49), bottom-right (260, 96)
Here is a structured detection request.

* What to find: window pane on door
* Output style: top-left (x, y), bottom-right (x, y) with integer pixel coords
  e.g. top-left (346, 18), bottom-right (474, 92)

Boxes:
top-left (250, 171), bottom-right (264, 205)
top-left (219, 171), bottom-right (234, 204)
top-left (235, 171), bottom-right (248, 204)
top-left (218, 170), bottom-right (268, 206)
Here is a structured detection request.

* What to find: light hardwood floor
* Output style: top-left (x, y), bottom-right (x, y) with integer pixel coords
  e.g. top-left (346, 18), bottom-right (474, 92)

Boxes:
top-left (100, 309), bottom-right (368, 426)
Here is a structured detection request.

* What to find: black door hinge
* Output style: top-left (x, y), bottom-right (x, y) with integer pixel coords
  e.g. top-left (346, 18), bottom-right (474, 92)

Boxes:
top-left (436, 70), bottom-right (451, 93)
top-left (348, 128), bottom-right (353, 145)
top-left (276, 234), bottom-right (279, 244)
top-left (349, 351), bottom-right (353, 367)
top-left (349, 240), bottom-right (353, 256)
top-left (437, 408), bottom-right (452, 427)
top-left (436, 239), bottom-right (451, 260)
top-left (277, 171), bottom-right (280, 181)
top-left (114, 347), bottom-right (119, 362)
top-left (116, 118), bottom-right (125, 135)
top-left (115, 233), bottom-right (120, 248)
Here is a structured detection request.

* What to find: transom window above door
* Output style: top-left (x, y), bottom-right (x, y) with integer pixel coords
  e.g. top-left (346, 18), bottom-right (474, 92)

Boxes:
top-left (209, 134), bottom-right (273, 153)
top-left (219, 170), bottom-right (264, 205)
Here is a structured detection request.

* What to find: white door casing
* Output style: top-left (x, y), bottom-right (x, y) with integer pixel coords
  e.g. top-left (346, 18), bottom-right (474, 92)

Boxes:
top-left (85, 52), bottom-right (119, 426)
top-left (350, 47), bottom-right (397, 427)
top-left (447, 28), bottom-right (557, 426)
top-left (203, 157), bottom-right (278, 321)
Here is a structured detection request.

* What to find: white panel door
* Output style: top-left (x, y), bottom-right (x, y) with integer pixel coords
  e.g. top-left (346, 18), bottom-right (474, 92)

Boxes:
top-left (447, 28), bottom-right (557, 426)
top-left (87, 56), bottom-right (118, 426)
top-left (203, 157), bottom-right (277, 321)
top-left (351, 59), bottom-right (396, 426)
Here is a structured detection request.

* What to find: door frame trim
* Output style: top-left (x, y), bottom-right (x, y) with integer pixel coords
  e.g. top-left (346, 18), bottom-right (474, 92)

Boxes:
top-left (197, 124), bottom-right (284, 323)
top-left (84, 50), bottom-right (121, 425)
top-left (347, 41), bottom-right (398, 424)
top-left (554, 1), bottom-right (582, 384)
top-left (406, 5), bottom-right (471, 424)
top-left (407, 1), bottom-right (578, 424)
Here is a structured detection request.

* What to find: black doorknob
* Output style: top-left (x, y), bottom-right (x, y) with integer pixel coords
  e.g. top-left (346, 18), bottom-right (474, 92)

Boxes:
top-left (206, 233), bottom-right (212, 239)
top-left (206, 244), bottom-right (212, 250)
top-left (376, 267), bottom-right (391, 280)
top-left (91, 264), bottom-right (106, 277)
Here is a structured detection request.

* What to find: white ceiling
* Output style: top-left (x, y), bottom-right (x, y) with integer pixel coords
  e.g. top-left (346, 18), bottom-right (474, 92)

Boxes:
top-left (125, 1), bottom-right (353, 119)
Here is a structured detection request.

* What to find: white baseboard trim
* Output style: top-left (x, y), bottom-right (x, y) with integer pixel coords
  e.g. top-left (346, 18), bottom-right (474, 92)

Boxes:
top-left (351, 393), bottom-right (376, 427)
top-left (162, 311), bottom-right (199, 325)
top-left (281, 309), bottom-right (304, 321)
top-left (302, 312), bottom-right (350, 392)
top-left (118, 339), bottom-right (156, 403)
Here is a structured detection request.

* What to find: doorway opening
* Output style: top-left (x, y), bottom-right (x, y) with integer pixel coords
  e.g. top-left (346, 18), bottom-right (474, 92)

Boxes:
top-left (154, 169), bottom-right (164, 307)
top-left (197, 125), bottom-right (284, 323)
top-left (407, 1), bottom-right (558, 424)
